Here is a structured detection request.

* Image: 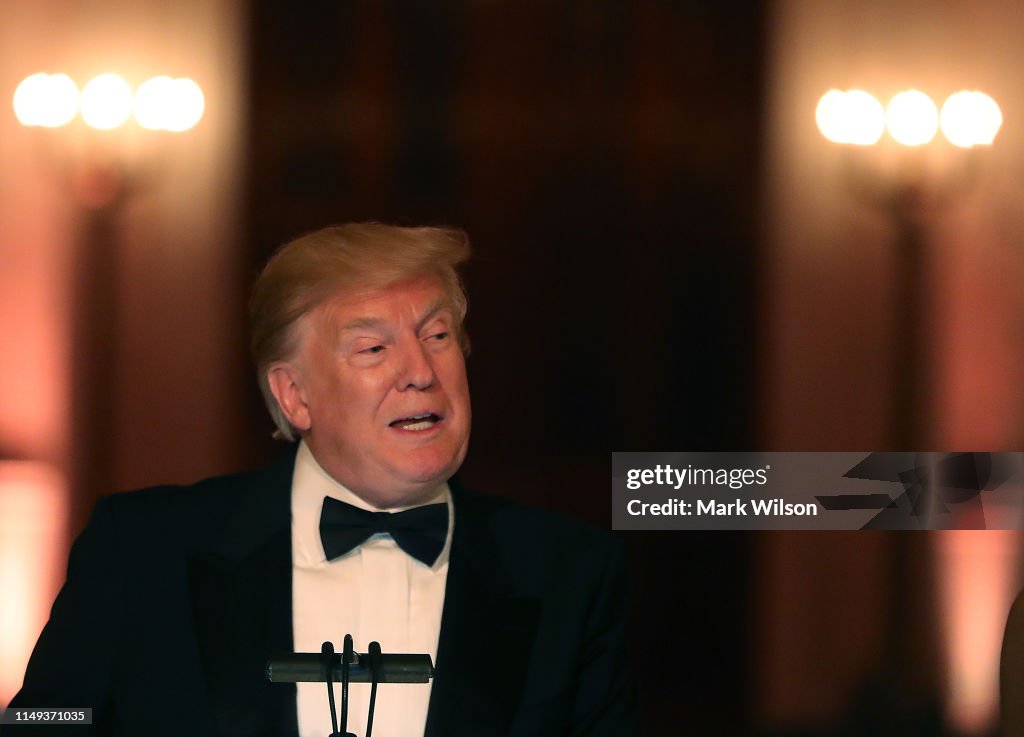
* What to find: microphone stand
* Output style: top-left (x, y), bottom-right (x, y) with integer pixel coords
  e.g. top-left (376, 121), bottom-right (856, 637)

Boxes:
top-left (267, 637), bottom-right (434, 737)
top-left (366, 641), bottom-right (382, 737)
top-left (339, 634), bottom-right (353, 737)
top-left (321, 641), bottom-right (342, 736)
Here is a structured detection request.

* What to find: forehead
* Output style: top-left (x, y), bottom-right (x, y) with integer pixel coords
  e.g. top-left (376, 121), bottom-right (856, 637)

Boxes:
top-left (314, 274), bottom-right (454, 334)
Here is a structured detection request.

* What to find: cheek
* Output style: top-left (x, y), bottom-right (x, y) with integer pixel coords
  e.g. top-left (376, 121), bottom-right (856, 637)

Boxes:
top-left (304, 363), bottom-right (368, 423)
top-left (331, 369), bottom-right (395, 422)
top-left (446, 368), bottom-right (472, 430)
top-left (440, 353), bottom-right (470, 394)
top-left (455, 377), bottom-right (471, 408)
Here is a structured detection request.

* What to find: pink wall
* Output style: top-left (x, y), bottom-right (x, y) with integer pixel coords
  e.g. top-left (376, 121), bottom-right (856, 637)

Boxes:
top-left (0, 0), bottom-right (245, 707)
top-left (757, 0), bottom-right (1024, 732)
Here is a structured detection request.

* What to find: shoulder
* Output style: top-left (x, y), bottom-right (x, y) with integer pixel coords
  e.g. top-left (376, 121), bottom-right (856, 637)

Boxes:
top-left (94, 467), bottom-right (256, 528)
top-left (451, 482), bottom-right (628, 582)
top-left (100, 466), bottom-right (267, 515)
top-left (457, 485), bottom-right (619, 547)
top-left (89, 451), bottom-right (294, 551)
top-left (1003, 588), bottom-right (1024, 736)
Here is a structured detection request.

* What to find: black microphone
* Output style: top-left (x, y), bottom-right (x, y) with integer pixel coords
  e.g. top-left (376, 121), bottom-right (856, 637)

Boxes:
top-left (340, 635), bottom-right (353, 737)
top-left (366, 642), bottom-right (382, 737)
top-left (321, 642), bottom-right (339, 736)
top-left (266, 652), bottom-right (434, 683)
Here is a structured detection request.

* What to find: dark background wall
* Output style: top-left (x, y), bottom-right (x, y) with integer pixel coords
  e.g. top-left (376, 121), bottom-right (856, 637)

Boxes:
top-left (242, 2), bottom-right (764, 734)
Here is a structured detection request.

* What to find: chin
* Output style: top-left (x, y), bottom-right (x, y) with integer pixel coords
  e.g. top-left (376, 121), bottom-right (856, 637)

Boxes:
top-left (410, 440), bottom-right (466, 472)
top-left (398, 462), bottom-right (457, 489)
top-left (371, 477), bottom-right (447, 509)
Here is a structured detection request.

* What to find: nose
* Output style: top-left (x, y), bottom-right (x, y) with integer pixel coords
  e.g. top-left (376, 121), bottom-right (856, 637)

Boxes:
top-left (396, 337), bottom-right (436, 391)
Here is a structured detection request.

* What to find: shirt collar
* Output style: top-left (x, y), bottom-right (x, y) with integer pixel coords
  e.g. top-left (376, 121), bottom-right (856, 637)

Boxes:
top-left (291, 440), bottom-right (453, 567)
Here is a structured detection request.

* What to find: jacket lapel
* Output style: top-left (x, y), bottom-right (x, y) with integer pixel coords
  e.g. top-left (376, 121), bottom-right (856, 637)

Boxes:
top-left (188, 451), bottom-right (300, 737)
top-left (424, 483), bottom-right (540, 737)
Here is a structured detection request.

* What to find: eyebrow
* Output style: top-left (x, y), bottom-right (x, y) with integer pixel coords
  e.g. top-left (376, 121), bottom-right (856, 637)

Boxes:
top-left (415, 299), bottom-right (453, 330)
top-left (336, 316), bottom-right (386, 333)
top-left (332, 298), bottom-right (453, 337)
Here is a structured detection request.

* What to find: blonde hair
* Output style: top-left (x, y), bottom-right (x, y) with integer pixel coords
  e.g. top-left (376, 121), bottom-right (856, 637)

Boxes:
top-left (249, 222), bottom-right (471, 440)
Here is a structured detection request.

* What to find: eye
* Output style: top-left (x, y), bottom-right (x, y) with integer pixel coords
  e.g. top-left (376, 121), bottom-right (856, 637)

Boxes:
top-left (429, 331), bottom-right (450, 341)
top-left (361, 345), bottom-right (386, 354)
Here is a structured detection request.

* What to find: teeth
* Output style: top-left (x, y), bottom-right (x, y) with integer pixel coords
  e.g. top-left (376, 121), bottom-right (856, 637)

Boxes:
top-left (390, 412), bottom-right (439, 430)
top-left (400, 420), bottom-right (435, 431)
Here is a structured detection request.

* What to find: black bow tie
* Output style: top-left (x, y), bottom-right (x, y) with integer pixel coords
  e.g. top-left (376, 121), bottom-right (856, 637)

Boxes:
top-left (319, 496), bottom-right (448, 567)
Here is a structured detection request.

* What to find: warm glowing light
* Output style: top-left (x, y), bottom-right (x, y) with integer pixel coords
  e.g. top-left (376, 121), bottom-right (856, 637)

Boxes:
top-left (13, 73), bottom-right (78, 127)
top-left (134, 76), bottom-right (174, 130)
top-left (167, 78), bottom-right (204, 132)
top-left (940, 91), bottom-right (1003, 148)
top-left (816, 89), bottom-right (848, 143)
top-left (134, 76), bottom-right (204, 132)
top-left (886, 90), bottom-right (939, 146)
top-left (80, 73), bottom-right (133, 130)
top-left (844, 90), bottom-right (887, 145)
top-left (936, 532), bottom-right (1020, 735)
top-left (816, 89), bottom-right (885, 145)
top-left (0, 462), bottom-right (67, 707)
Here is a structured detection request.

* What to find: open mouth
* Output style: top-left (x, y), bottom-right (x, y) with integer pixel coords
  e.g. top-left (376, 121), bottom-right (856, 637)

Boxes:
top-left (389, 413), bottom-right (442, 431)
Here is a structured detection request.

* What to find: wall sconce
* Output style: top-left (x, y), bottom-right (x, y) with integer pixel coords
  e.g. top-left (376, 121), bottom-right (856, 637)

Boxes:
top-left (14, 71), bottom-right (204, 133)
top-left (7, 70), bottom-right (208, 623)
top-left (816, 88), bottom-right (1002, 149)
top-left (814, 87), bottom-right (1002, 451)
top-left (13, 71), bottom-right (205, 208)
top-left (816, 88), bottom-right (1007, 736)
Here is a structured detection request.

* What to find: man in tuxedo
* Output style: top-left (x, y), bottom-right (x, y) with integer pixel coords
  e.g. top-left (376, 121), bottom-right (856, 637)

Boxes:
top-left (7, 223), bottom-right (640, 736)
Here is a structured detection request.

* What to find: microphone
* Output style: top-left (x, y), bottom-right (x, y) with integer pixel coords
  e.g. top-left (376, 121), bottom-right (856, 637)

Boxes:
top-left (340, 635), bottom-right (353, 737)
top-left (366, 642), bottom-right (382, 737)
top-left (266, 652), bottom-right (433, 684)
top-left (322, 642), bottom-right (339, 736)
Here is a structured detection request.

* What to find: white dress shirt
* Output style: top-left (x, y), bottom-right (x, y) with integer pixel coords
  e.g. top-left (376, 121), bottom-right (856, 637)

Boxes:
top-left (291, 442), bottom-right (452, 737)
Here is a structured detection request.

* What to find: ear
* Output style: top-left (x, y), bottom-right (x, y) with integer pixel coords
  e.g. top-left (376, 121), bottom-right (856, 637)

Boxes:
top-left (267, 362), bottom-right (312, 432)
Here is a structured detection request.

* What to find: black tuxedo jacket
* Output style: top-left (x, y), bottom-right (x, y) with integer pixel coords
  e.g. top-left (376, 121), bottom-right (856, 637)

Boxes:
top-left (1002, 588), bottom-right (1024, 737)
top-left (7, 451), bottom-right (640, 736)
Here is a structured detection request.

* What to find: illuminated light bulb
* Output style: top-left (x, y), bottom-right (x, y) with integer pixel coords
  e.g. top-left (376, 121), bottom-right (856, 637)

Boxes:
top-left (43, 75), bottom-right (80, 127)
top-left (134, 76), bottom-right (175, 130)
top-left (12, 73), bottom-right (48, 125)
top-left (886, 90), bottom-right (939, 146)
top-left (843, 89), bottom-right (886, 145)
top-left (164, 78), bottom-right (204, 132)
top-left (816, 89), bottom-right (849, 143)
top-left (816, 89), bottom-right (884, 145)
top-left (940, 90), bottom-right (1002, 147)
top-left (80, 73), bottom-right (133, 130)
top-left (135, 76), bottom-right (204, 132)
top-left (13, 73), bottom-right (78, 127)
top-left (13, 73), bottom-right (52, 126)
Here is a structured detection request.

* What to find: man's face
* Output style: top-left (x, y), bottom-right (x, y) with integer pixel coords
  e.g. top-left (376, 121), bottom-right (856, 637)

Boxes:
top-left (276, 274), bottom-right (471, 508)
